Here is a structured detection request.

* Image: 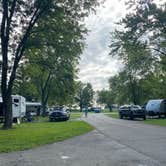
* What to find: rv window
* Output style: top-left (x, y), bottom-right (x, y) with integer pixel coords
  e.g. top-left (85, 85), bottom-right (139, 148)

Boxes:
top-left (14, 99), bottom-right (19, 103)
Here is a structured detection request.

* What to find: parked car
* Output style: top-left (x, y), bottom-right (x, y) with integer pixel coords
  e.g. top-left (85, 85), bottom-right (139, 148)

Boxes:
top-left (146, 99), bottom-right (166, 117)
top-left (49, 110), bottom-right (70, 122)
top-left (91, 107), bottom-right (101, 113)
top-left (119, 105), bottom-right (146, 120)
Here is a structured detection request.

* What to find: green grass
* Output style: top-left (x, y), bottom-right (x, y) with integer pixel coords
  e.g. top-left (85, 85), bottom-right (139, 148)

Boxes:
top-left (104, 111), bottom-right (166, 127)
top-left (70, 112), bottom-right (83, 119)
top-left (143, 119), bottom-right (166, 126)
top-left (0, 121), bottom-right (93, 153)
top-left (30, 113), bottom-right (83, 123)
top-left (104, 111), bottom-right (119, 119)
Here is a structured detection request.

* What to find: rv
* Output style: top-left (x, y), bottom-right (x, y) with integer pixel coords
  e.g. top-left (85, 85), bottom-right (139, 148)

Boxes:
top-left (26, 102), bottom-right (41, 116)
top-left (146, 99), bottom-right (166, 117)
top-left (0, 95), bottom-right (26, 122)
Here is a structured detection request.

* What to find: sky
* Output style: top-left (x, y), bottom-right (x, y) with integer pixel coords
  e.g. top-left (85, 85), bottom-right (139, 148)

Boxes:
top-left (78, 0), bottom-right (127, 91)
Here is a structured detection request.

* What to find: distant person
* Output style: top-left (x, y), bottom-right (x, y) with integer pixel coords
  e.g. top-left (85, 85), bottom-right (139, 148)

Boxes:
top-left (84, 106), bottom-right (88, 117)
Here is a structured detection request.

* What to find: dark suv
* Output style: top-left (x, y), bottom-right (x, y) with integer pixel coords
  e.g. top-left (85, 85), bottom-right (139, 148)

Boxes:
top-left (119, 105), bottom-right (146, 120)
top-left (49, 110), bottom-right (70, 122)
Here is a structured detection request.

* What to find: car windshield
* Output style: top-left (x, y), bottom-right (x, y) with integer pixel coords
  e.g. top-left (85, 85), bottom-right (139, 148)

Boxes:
top-left (132, 105), bottom-right (141, 109)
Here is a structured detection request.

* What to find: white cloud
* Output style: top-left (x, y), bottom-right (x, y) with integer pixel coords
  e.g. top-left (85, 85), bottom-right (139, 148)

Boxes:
top-left (78, 0), bottom-right (126, 90)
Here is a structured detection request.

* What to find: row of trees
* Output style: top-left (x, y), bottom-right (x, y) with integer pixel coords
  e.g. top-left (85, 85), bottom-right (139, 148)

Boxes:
top-left (98, 0), bottom-right (166, 106)
top-left (0, 0), bottom-right (99, 129)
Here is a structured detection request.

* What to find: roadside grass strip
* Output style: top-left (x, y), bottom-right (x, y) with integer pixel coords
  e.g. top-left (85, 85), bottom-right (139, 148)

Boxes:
top-left (104, 112), bottom-right (119, 119)
top-left (0, 121), bottom-right (93, 153)
top-left (70, 112), bottom-right (83, 119)
top-left (143, 119), bottom-right (166, 126)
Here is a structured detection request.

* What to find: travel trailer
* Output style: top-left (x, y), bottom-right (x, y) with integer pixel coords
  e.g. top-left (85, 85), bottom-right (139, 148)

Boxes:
top-left (146, 99), bottom-right (166, 117)
top-left (0, 95), bottom-right (26, 122)
top-left (26, 102), bottom-right (41, 116)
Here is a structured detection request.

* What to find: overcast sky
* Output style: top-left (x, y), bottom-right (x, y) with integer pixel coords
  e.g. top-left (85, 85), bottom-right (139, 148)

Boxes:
top-left (78, 0), bottom-right (126, 91)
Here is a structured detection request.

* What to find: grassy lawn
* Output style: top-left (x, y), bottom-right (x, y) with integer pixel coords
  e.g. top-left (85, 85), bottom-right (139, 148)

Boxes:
top-left (104, 111), bottom-right (166, 127)
top-left (0, 121), bottom-right (93, 153)
top-left (104, 111), bottom-right (119, 119)
top-left (143, 119), bottom-right (166, 127)
top-left (32, 112), bottom-right (83, 122)
top-left (70, 112), bottom-right (83, 119)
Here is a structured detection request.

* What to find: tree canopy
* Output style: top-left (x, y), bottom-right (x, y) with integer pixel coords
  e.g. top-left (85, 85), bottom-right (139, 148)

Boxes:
top-left (107, 0), bottom-right (166, 105)
top-left (0, 0), bottom-right (100, 128)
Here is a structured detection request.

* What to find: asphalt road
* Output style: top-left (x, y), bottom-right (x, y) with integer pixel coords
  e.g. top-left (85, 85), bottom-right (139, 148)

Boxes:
top-left (0, 113), bottom-right (166, 166)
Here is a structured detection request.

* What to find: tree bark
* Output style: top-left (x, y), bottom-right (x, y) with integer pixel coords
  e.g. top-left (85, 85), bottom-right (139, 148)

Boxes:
top-left (3, 95), bottom-right (12, 129)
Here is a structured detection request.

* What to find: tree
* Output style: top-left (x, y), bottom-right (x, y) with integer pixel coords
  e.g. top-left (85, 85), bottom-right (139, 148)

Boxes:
top-left (82, 83), bottom-right (94, 107)
top-left (108, 0), bottom-right (166, 105)
top-left (97, 90), bottom-right (114, 110)
top-left (13, 65), bottom-right (39, 102)
top-left (0, 0), bottom-right (54, 129)
top-left (110, 30), bottom-right (153, 104)
top-left (108, 71), bottom-right (130, 105)
top-left (0, 0), bottom-right (99, 129)
top-left (75, 82), bottom-right (94, 111)
top-left (14, 7), bottom-right (86, 115)
top-left (124, 0), bottom-right (166, 55)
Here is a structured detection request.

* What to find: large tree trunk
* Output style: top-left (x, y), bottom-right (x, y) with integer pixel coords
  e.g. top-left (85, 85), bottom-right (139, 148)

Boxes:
top-left (41, 90), bottom-right (49, 117)
top-left (129, 75), bottom-right (138, 105)
top-left (3, 95), bottom-right (12, 129)
top-left (41, 101), bottom-right (47, 116)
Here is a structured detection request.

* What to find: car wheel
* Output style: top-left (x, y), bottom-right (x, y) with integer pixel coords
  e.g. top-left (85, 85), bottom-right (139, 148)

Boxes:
top-left (130, 112), bottom-right (133, 120)
top-left (120, 114), bottom-right (123, 119)
top-left (143, 115), bottom-right (146, 120)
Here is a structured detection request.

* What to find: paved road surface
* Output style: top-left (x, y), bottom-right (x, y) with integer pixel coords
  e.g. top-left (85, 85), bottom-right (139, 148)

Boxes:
top-left (0, 113), bottom-right (166, 166)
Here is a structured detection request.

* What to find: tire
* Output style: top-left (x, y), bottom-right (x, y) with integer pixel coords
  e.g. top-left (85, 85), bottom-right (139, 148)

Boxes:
top-left (49, 118), bottom-right (53, 122)
top-left (130, 112), bottom-right (133, 120)
top-left (119, 114), bottom-right (123, 119)
top-left (143, 115), bottom-right (146, 120)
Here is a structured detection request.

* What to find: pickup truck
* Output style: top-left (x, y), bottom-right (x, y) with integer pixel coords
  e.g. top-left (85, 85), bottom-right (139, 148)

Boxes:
top-left (119, 105), bottom-right (146, 120)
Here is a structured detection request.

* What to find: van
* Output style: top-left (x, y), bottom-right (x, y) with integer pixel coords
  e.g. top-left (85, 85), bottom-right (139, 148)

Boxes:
top-left (146, 99), bottom-right (166, 117)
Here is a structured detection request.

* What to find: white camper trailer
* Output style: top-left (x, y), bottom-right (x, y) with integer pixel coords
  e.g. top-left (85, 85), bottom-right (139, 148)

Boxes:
top-left (0, 95), bottom-right (26, 122)
top-left (12, 95), bottom-right (26, 118)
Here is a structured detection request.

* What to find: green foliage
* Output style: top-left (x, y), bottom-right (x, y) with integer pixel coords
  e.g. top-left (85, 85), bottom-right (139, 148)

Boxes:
top-left (82, 83), bottom-right (94, 107)
top-left (14, 1), bottom-right (98, 111)
top-left (70, 112), bottom-right (83, 119)
top-left (109, 0), bottom-right (166, 105)
top-left (97, 89), bottom-right (114, 107)
top-left (104, 111), bottom-right (119, 119)
top-left (75, 82), bottom-right (94, 111)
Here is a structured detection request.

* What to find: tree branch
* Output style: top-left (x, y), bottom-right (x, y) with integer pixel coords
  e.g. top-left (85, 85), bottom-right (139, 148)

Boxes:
top-left (6, 7), bottom-right (41, 96)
